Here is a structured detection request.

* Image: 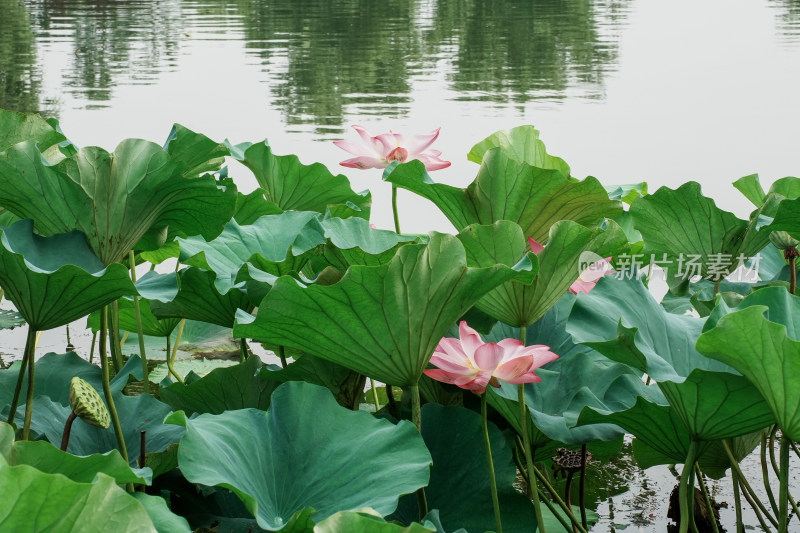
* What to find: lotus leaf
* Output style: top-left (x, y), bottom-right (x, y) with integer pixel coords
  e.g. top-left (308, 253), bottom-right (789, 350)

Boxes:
top-left (166, 381), bottom-right (432, 530)
top-left (234, 232), bottom-right (535, 386)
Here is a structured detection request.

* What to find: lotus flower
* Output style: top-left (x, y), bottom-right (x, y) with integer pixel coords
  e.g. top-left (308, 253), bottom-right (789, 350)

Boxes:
top-left (424, 321), bottom-right (558, 394)
top-left (528, 237), bottom-right (614, 295)
top-left (334, 125), bottom-right (451, 171)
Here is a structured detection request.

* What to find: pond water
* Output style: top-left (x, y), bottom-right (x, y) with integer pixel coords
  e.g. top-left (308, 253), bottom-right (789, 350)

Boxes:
top-left (3, 0), bottom-right (800, 530)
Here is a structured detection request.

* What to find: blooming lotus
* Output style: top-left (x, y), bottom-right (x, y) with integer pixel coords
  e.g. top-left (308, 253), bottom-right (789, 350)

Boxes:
top-left (528, 237), bottom-right (614, 295)
top-left (333, 125), bottom-right (451, 171)
top-left (424, 321), bottom-right (558, 394)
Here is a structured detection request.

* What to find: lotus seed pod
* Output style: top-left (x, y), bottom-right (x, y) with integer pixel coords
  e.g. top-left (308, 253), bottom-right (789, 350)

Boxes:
top-left (68, 377), bottom-right (110, 429)
top-left (769, 230), bottom-right (800, 250)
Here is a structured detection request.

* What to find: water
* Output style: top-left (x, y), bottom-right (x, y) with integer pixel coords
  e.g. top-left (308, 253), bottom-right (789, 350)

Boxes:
top-left (3, 0), bottom-right (800, 530)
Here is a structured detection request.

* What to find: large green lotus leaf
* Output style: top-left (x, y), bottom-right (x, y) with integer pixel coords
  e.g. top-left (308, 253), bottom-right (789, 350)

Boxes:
top-left (0, 109), bottom-right (64, 153)
top-left (234, 232), bottom-right (535, 386)
top-left (235, 141), bottom-right (371, 217)
top-left (735, 173), bottom-right (800, 208)
top-left (0, 220), bottom-right (137, 330)
top-left (390, 404), bottom-right (536, 533)
top-left (0, 352), bottom-right (103, 409)
top-left (315, 511), bottom-right (434, 533)
top-left (466, 125), bottom-right (571, 175)
top-left (458, 219), bottom-right (627, 327)
top-left (136, 269), bottom-right (253, 328)
top-left (0, 140), bottom-right (236, 265)
top-left (160, 356), bottom-right (279, 416)
top-left (319, 216), bottom-right (420, 270)
top-left (605, 182), bottom-right (648, 205)
top-left (178, 211), bottom-right (326, 293)
top-left (0, 457), bottom-right (157, 533)
top-left (568, 276), bottom-right (774, 440)
top-left (163, 123), bottom-right (229, 179)
top-left (763, 194), bottom-right (800, 241)
top-left (233, 189), bottom-right (284, 225)
top-left (631, 428), bottom-right (763, 480)
top-left (704, 285), bottom-right (800, 334)
top-left (578, 396), bottom-right (696, 465)
top-left (0, 422), bottom-right (150, 485)
top-left (22, 392), bottom-right (183, 465)
top-left (0, 309), bottom-right (25, 330)
top-left (697, 305), bottom-right (800, 441)
top-left (131, 493), bottom-right (192, 533)
top-left (630, 181), bottom-right (773, 284)
top-left (386, 148), bottom-right (621, 243)
top-left (483, 294), bottom-right (662, 446)
top-left (262, 353), bottom-right (367, 411)
top-left (166, 381), bottom-right (432, 530)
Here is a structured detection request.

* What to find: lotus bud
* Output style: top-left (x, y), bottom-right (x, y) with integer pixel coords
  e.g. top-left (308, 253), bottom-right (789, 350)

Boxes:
top-left (769, 231), bottom-right (800, 251)
top-left (68, 377), bottom-right (110, 429)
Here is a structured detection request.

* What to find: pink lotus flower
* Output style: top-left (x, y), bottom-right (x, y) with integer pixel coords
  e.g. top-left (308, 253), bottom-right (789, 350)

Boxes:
top-left (424, 321), bottom-right (558, 394)
top-left (528, 237), bottom-right (614, 295)
top-left (333, 125), bottom-right (451, 171)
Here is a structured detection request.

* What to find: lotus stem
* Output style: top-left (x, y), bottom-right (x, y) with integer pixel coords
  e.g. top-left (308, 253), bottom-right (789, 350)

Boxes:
top-left (780, 435), bottom-right (790, 532)
top-left (100, 306), bottom-right (129, 466)
top-left (761, 429), bottom-right (780, 517)
top-left (531, 464), bottom-right (589, 533)
top-left (408, 383), bottom-right (428, 520)
top-left (60, 412), bottom-right (77, 451)
top-left (723, 439), bottom-right (779, 528)
top-left (34, 330), bottom-right (41, 351)
top-left (168, 320), bottom-right (185, 384)
top-left (369, 378), bottom-right (381, 411)
top-left (278, 345), bottom-right (287, 367)
top-left (564, 471), bottom-right (576, 532)
top-left (129, 251), bottom-right (148, 382)
top-left (789, 252), bottom-right (797, 295)
top-left (386, 384), bottom-right (398, 418)
top-left (7, 331), bottom-right (32, 425)
top-left (139, 430), bottom-right (146, 468)
top-left (538, 485), bottom-right (572, 531)
top-left (89, 331), bottom-right (96, 364)
top-left (481, 392), bottom-right (503, 533)
top-left (239, 339), bottom-right (248, 363)
top-left (739, 474), bottom-right (772, 532)
top-left (391, 184), bottom-right (401, 234)
top-left (109, 300), bottom-right (123, 372)
top-left (579, 444), bottom-right (589, 531)
top-left (695, 465), bottom-right (719, 533)
top-left (678, 439), bottom-right (700, 533)
top-left (0, 288), bottom-right (4, 302)
top-left (517, 327), bottom-right (546, 533)
top-left (731, 467), bottom-right (744, 533)
top-left (22, 326), bottom-right (37, 440)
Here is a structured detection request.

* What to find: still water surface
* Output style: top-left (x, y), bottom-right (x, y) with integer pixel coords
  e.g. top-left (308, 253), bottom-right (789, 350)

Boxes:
top-left (3, 0), bottom-right (800, 530)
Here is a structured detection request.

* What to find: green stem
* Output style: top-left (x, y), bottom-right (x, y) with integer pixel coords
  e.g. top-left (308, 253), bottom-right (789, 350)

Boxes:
top-left (579, 444), bottom-right (588, 531)
top-left (481, 392), bottom-right (503, 533)
top-left (128, 251), bottom-right (148, 382)
top-left (408, 383), bottom-right (427, 519)
top-left (679, 440), bottom-right (700, 533)
top-left (109, 300), bottom-right (123, 372)
top-left (100, 306), bottom-right (129, 466)
top-left (538, 486), bottom-right (572, 531)
top-left (517, 325), bottom-right (545, 533)
top-left (391, 184), bottom-right (401, 234)
top-left (7, 331), bottom-right (32, 425)
top-left (278, 345), bottom-right (287, 368)
top-left (739, 475), bottom-right (772, 532)
top-left (89, 331), bottom-right (96, 364)
top-left (531, 465), bottom-right (588, 533)
top-left (168, 320), bottom-right (185, 384)
top-left (761, 429), bottom-right (780, 517)
top-left (240, 339), bottom-right (248, 363)
top-left (780, 435), bottom-right (790, 533)
top-left (732, 467), bottom-right (744, 533)
top-left (695, 465), bottom-right (719, 533)
top-left (369, 378), bottom-right (381, 412)
top-left (22, 326), bottom-right (37, 440)
top-left (790, 254), bottom-right (797, 295)
top-left (723, 439), bottom-right (779, 528)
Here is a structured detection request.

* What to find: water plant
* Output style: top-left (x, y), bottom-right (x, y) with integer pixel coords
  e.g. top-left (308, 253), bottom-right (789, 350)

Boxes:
top-left (0, 110), bottom-right (799, 532)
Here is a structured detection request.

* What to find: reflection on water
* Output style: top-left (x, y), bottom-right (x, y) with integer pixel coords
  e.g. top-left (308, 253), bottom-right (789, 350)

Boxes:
top-left (5, 0), bottom-right (634, 129)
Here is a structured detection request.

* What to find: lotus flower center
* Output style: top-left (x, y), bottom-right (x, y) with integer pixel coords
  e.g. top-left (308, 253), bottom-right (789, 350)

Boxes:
top-left (386, 146), bottom-right (409, 163)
